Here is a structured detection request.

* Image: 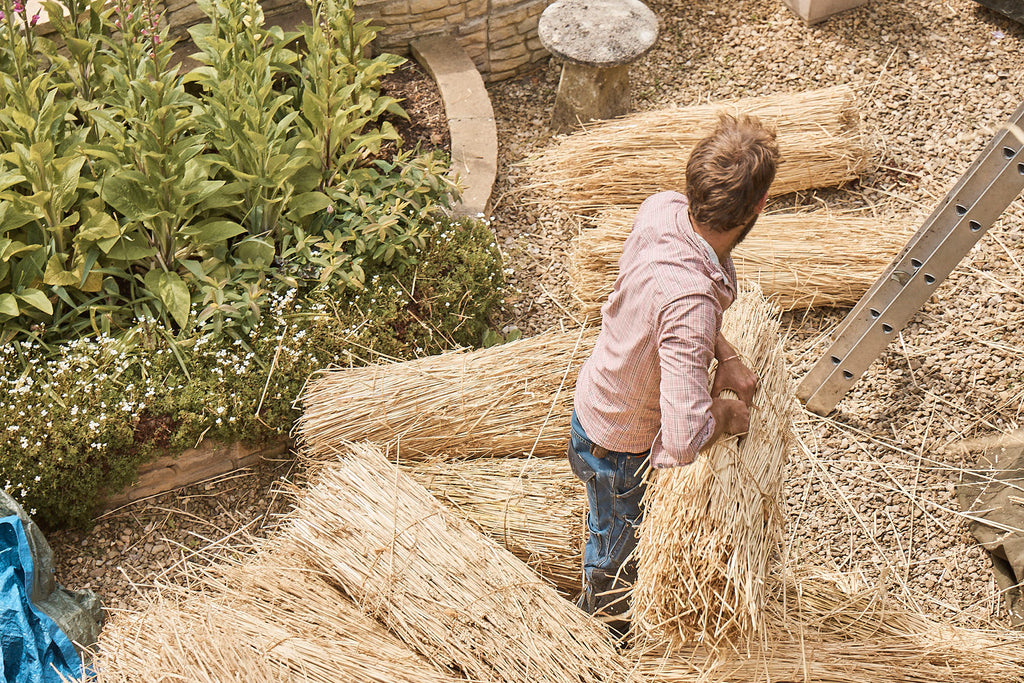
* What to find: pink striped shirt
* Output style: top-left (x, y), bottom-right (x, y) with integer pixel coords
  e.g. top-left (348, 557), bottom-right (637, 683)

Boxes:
top-left (574, 191), bottom-right (737, 468)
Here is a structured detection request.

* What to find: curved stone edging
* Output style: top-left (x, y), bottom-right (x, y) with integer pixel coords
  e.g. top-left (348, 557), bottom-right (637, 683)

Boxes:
top-left (412, 34), bottom-right (498, 218)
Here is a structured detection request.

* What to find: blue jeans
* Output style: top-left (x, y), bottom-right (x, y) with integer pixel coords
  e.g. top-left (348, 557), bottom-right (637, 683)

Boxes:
top-left (568, 410), bottom-right (649, 623)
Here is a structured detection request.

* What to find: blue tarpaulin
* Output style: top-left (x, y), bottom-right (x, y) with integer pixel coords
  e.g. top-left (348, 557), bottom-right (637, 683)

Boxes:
top-left (0, 515), bottom-right (81, 683)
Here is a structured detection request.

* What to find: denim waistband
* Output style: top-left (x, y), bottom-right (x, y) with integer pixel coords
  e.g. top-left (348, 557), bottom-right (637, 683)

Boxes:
top-left (571, 409), bottom-right (649, 458)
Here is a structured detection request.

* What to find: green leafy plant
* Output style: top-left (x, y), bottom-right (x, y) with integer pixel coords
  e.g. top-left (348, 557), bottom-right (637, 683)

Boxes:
top-left (0, 0), bottom-right (459, 345)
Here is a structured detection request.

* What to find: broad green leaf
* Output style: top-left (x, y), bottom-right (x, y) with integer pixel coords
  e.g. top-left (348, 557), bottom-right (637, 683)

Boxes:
top-left (44, 254), bottom-right (81, 287)
top-left (101, 234), bottom-right (157, 260)
top-left (235, 238), bottom-right (275, 267)
top-left (0, 293), bottom-right (18, 317)
top-left (288, 192), bottom-right (332, 219)
top-left (65, 37), bottom-right (93, 62)
top-left (0, 170), bottom-right (27, 193)
top-left (181, 220), bottom-right (246, 243)
top-left (80, 271), bottom-right (103, 292)
top-left (100, 174), bottom-right (158, 222)
top-left (52, 155), bottom-right (86, 213)
top-left (1, 241), bottom-right (41, 262)
top-left (16, 288), bottom-right (53, 315)
top-left (75, 210), bottom-right (121, 242)
top-left (144, 270), bottom-right (191, 328)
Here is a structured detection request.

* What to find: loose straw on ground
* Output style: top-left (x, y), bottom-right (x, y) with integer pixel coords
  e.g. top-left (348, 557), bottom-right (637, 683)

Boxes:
top-left (524, 86), bottom-right (868, 214)
top-left (632, 287), bottom-right (795, 648)
top-left (289, 442), bottom-right (632, 683)
top-left (408, 456), bottom-right (584, 593)
top-left (634, 567), bottom-right (1024, 682)
top-left (400, 460), bottom-right (1024, 681)
top-left (297, 328), bottom-right (597, 460)
top-left (89, 553), bottom-right (458, 683)
top-left (572, 208), bottom-right (910, 317)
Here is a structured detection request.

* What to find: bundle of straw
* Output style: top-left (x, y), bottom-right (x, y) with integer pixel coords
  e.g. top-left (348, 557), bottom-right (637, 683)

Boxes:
top-left (408, 456), bottom-right (585, 593)
top-left (298, 328), bottom-right (596, 460)
top-left (571, 208), bottom-right (910, 317)
top-left (288, 442), bottom-right (631, 683)
top-left (90, 554), bottom-right (458, 683)
top-left (524, 86), bottom-right (868, 214)
top-left (634, 568), bottom-right (1024, 682)
top-left (632, 287), bottom-right (795, 647)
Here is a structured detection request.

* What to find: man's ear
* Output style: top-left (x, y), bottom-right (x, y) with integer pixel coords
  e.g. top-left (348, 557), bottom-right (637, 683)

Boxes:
top-left (755, 193), bottom-right (768, 214)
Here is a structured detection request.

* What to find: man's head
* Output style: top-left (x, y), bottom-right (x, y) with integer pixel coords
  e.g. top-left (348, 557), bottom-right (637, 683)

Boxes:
top-left (685, 114), bottom-right (780, 238)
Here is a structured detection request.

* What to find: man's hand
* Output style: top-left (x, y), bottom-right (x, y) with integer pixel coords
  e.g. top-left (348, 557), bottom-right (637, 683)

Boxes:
top-left (712, 355), bottom-right (758, 406)
top-left (709, 397), bottom-right (750, 439)
top-left (713, 334), bottom-right (758, 406)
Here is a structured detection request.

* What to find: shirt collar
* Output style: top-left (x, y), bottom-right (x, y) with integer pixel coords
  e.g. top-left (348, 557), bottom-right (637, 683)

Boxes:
top-left (692, 231), bottom-right (720, 268)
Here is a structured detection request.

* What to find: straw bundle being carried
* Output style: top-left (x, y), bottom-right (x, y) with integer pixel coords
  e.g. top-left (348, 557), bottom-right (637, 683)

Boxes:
top-left (288, 442), bottom-right (631, 683)
top-left (632, 287), bottom-right (795, 648)
top-left (90, 554), bottom-right (458, 683)
top-left (524, 86), bottom-right (868, 214)
top-left (408, 456), bottom-right (585, 593)
top-left (634, 567), bottom-right (1024, 682)
top-left (298, 328), bottom-right (596, 460)
top-left (571, 208), bottom-right (910, 317)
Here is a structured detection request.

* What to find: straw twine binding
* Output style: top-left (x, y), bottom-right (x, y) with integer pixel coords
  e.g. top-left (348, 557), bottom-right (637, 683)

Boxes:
top-left (288, 442), bottom-right (632, 683)
top-left (89, 553), bottom-right (457, 683)
top-left (632, 287), bottom-right (795, 648)
top-left (297, 328), bottom-right (597, 460)
top-left (523, 86), bottom-right (869, 214)
top-left (571, 208), bottom-right (911, 318)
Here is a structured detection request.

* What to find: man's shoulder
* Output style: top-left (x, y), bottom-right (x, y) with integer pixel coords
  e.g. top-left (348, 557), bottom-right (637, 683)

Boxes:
top-left (637, 190), bottom-right (688, 217)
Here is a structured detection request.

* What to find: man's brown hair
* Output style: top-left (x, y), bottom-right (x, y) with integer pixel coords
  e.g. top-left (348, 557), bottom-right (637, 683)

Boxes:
top-left (685, 114), bottom-right (780, 233)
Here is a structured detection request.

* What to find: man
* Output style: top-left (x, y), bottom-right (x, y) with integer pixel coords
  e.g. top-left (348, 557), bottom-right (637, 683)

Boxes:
top-left (568, 114), bottom-right (780, 635)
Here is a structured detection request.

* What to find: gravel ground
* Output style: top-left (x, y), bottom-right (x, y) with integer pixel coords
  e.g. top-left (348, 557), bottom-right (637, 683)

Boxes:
top-left (49, 0), bottom-right (1024, 632)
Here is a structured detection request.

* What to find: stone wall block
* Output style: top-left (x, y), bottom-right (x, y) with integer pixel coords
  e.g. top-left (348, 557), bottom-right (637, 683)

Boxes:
top-left (409, 0), bottom-right (450, 15)
top-left (462, 0), bottom-right (487, 16)
top-left (487, 22), bottom-right (518, 43)
top-left (378, 0), bottom-right (412, 16)
top-left (489, 43), bottom-right (529, 62)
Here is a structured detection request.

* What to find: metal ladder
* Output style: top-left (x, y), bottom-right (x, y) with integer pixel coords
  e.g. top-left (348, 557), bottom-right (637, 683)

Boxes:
top-left (797, 101), bottom-right (1024, 415)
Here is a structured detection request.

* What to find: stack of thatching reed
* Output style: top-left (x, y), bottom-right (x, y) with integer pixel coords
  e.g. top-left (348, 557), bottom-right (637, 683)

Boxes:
top-left (630, 288), bottom-right (794, 647)
top-left (89, 286), bottom-right (1024, 681)
top-left (524, 85), bottom-right (869, 214)
top-left (406, 454), bottom-right (1024, 681)
top-left (571, 208), bottom-right (910, 317)
top-left (288, 442), bottom-right (630, 682)
top-left (90, 443), bottom-right (631, 682)
top-left (408, 457), bottom-right (584, 593)
top-left (297, 327), bottom-right (597, 460)
top-left (91, 553), bottom-right (462, 682)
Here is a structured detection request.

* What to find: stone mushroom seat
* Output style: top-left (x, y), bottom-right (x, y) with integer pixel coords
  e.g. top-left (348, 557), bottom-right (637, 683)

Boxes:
top-left (538, 0), bottom-right (658, 133)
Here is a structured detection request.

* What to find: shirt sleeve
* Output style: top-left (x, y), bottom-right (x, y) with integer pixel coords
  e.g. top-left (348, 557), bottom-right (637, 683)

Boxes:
top-left (653, 292), bottom-right (718, 467)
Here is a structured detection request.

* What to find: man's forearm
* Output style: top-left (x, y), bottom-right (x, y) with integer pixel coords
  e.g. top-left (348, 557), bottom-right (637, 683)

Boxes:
top-left (714, 333), bottom-right (739, 363)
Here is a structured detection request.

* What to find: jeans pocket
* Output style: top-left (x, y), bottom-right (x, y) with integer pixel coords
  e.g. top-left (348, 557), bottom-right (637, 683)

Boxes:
top-left (614, 457), bottom-right (648, 525)
top-left (567, 435), bottom-right (597, 485)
